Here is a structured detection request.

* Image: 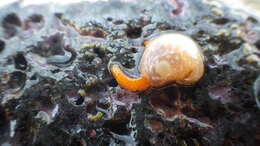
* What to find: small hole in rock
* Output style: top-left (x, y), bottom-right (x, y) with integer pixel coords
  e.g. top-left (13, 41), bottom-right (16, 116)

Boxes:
top-left (0, 105), bottom-right (7, 128)
top-left (247, 17), bottom-right (258, 23)
top-left (107, 17), bottom-right (113, 21)
top-left (29, 14), bottom-right (43, 23)
top-left (54, 13), bottom-right (63, 19)
top-left (51, 69), bottom-right (61, 74)
top-left (75, 96), bottom-right (84, 105)
top-left (30, 74), bottom-right (37, 80)
top-left (8, 71), bottom-right (26, 89)
top-left (25, 14), bottom-right (44, 30)
top-left (130, 48), bottom-right (138, 53)
top-left (94, 47), bottom-right (105, 58)
top-left (108, 78), bottom-right (118, 87)
top-left (113, 20), bottom-right (124, 25)
top-left (2, 13), bottom-right (22, 38)
top-left (14, 52), bottom-right (27, 70)
top-left (255, 39), bottom-right (260, 49)
top-left (2, 13), bottom-right (22, 27)
top-left (0, 40), bottom-right (5, 52)
top-left (126, 27), bottom-right (142, 39)
top-left (212, 18), bottom-right (230, 25)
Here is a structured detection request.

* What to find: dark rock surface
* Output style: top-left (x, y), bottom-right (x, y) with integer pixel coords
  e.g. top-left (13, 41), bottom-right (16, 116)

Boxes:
top-left (0, 0), bottom-right (259, 145)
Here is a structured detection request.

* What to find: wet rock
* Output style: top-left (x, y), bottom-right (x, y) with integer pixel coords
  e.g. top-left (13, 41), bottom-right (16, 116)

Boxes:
top-left (0, 0), bottom-right (259, 145)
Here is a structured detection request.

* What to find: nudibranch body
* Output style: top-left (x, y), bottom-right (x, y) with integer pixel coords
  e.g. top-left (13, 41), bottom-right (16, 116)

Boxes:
top-left (109, 33), bottom-right (204, 91)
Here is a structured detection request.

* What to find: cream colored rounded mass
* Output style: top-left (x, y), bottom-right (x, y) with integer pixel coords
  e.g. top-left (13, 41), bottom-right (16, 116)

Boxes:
top-left (139, 33), bottom-right (204, 87)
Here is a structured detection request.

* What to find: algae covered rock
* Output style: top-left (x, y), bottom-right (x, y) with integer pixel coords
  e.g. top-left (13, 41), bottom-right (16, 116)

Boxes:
top-left (0, 0), bottom-right (259, 145)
